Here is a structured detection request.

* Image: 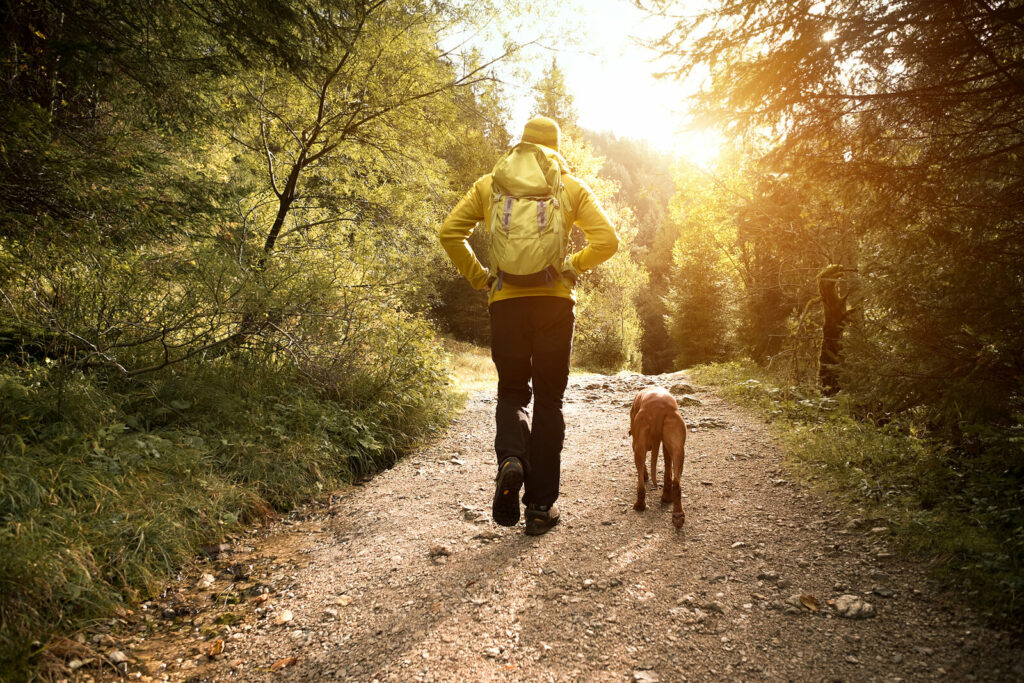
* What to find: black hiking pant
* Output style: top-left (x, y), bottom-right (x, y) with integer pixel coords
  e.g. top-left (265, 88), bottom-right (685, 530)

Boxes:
top-left (489, 296), bottom-right (574, 507)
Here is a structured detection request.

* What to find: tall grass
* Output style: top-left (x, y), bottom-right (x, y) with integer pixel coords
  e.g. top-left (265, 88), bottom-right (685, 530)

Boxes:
top-left (0, 353), bottom-right (456, 678)
top-left (692, 361), bottom-right (1024, 622)
top-left (443, 337), bottom-right (497, 395)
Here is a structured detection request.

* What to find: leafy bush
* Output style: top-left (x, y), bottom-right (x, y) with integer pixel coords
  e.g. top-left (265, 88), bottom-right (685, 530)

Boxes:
top-left (0, 323), bottom-right (454, 676)
top-left (573, 246), bottom-right (646, 373)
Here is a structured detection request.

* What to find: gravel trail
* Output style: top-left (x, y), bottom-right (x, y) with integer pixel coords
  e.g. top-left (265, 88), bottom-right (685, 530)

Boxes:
top-left (111, 372), bottom-right (1023, 682)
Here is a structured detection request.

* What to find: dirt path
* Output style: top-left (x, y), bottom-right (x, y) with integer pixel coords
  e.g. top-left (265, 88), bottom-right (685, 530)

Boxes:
top-left (111, 372), bottom-right (1022, 682)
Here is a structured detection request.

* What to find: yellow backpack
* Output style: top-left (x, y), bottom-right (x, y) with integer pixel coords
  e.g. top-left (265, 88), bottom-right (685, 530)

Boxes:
top-left (488, 142), bottom-right (572, 289)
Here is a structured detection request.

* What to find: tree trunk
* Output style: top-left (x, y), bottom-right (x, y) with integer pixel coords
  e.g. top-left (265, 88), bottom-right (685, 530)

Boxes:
top-left (817, 264), bottom-right (851, 395)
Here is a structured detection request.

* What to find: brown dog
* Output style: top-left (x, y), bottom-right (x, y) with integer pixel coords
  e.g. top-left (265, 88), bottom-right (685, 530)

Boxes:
top-left (629, 387), bottom-right (687, 528)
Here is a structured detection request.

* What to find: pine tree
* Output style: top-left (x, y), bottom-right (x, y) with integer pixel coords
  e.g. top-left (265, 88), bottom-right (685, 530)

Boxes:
top-left (530, 57), bottom-right (578, 131)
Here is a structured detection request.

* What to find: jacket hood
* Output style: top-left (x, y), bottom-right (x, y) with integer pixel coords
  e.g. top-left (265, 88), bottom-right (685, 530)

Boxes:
top-left (492, 142), bottom-right (569, 196)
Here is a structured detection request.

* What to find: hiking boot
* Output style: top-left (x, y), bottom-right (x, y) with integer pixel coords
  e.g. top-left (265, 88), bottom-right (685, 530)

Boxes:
top-left (492, 457), bottom-right (524, 526)
top-left (524, 503), bottom-right (560, 536)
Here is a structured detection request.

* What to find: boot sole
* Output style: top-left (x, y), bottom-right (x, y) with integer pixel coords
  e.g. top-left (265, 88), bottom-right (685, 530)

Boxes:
top-left (492, 459), bottom-right (524, 527)
top-left (524, 513), bottom-right (560, 536)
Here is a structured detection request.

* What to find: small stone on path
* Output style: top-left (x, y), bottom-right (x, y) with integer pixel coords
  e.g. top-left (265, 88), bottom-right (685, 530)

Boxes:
top-left (473, 530), bottom-right (500, 541)
top-left (700, 600), bottom-right (725, 613)
top-left (835, 594), bottom-right (876, 619)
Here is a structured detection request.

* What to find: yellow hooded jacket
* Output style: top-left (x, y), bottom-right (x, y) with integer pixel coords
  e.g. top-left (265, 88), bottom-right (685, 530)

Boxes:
top-left (439, 148), bottom-right (619, 304)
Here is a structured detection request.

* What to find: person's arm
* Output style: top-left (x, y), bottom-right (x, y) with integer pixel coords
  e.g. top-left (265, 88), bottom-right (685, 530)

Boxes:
top-left (439, 176), bottom-right (491, 290)
top-left (565, 181), bottom-right (619, 279)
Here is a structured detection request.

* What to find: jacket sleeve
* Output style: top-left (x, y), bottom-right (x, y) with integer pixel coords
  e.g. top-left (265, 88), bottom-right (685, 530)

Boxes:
top-left (439, 176), bottom-right (491, 291)
top-left (568, 181), bottom-right (619, 275)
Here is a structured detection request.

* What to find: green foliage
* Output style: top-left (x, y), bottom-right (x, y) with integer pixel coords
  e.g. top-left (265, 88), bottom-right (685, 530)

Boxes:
top-left (585, 131), bottom-right (674, 250)
top-left (841, 212), bottom-right (1024, 429)
top-left (693, 361), bottom-right (1024, 621)
top-left (529, 57), bottom-right (578, 130)
top-left (558, 135), bottom-right (647, 373)
top-left (661, 167), bottom-right (735, 367)
top-left (0, 0), bottom-right (516, 676)
top-left (664, 230), bottom-right (732, 367)
top-left (583, 131), bottom-right (676, 373)
top-left (574, 242), bottom-right (648, 373)
top-left (0, 332), bottom-right (454, 675)
top-left (650, 0), bottom-right (1024, 431)
top-left (2, 0), bottom-right (517, 382)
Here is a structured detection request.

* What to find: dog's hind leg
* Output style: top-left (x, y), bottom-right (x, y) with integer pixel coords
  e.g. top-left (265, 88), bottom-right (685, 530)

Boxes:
top-left (661, 444), bottom-right (673, 504)
top-left (670, 477), bottom-right (684, 528)
top-left (667, 420), bottom-right (687, 528)
top-left (649, 438), bottom-right (660, 490)
top-left (633, 439), bottom-right (647, 511)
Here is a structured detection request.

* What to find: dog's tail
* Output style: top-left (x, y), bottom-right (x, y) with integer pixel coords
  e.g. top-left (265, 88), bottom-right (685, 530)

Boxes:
top-left (644, 412), bottom-right (666, 443)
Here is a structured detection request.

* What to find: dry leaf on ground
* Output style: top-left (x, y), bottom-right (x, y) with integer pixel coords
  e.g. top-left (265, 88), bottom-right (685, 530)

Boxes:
top-left (271, 656), bottom-right (299, 671)
top-left (800, 594), bottom-right (820, 612)
top-left (206, 639), bottom-right (224, 658)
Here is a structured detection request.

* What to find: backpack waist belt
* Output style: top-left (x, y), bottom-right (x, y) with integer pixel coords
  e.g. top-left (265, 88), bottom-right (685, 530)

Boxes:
top-left (494, 266), bottom-right (561, 290)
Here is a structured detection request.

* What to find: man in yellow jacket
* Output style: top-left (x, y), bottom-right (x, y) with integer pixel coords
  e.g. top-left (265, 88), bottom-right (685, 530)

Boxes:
top-left (439, 116), bottom-right (619, 535)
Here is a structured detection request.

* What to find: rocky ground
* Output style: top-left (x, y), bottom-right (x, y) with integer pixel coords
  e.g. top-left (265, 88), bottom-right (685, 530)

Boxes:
top-left (72, 372), bottom-right (1023, 681)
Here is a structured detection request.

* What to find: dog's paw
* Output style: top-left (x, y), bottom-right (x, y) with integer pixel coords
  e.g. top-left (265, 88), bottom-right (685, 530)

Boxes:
top-left (633, 500), bottom-right (646, 512)
top-left (672, 511), bottom-right (685, 528)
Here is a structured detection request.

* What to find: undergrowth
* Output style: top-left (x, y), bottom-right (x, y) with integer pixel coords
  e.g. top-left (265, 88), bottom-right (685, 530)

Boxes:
top-left (692, 361), bottom-right (1024, 623)
top-left (0, 353), bottom-right (456, 678)
top-left (444, 337), bottom-right (497, 395)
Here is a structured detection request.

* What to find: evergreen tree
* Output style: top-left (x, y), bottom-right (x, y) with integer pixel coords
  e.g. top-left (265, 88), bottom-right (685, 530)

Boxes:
top-left (530, 57), bottom-right (578, 131)
top-left (662, 168), bottom-right (733, 367)
top-left (584, 131), bottom-right (676, 372)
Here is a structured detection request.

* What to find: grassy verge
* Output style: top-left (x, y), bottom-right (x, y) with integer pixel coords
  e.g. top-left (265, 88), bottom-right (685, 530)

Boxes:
top-left (0, 355), bottom-right (457, 678)
top-left (692, 361), bottom-right (1024, 623)
top-left (442, 337), bottom-right (608, 395)
top-left (443, 337), bottom-right (497, 396)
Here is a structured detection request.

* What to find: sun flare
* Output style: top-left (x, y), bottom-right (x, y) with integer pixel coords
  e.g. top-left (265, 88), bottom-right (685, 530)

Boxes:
top-left (503, 0), bottom-right (723, 165)
top-left (673, 127), bottom-right (725, 170)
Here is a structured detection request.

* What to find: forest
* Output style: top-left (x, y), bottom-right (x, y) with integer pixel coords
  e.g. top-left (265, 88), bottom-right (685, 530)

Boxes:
top-left (1, 0), bottom-right (1021, 676)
